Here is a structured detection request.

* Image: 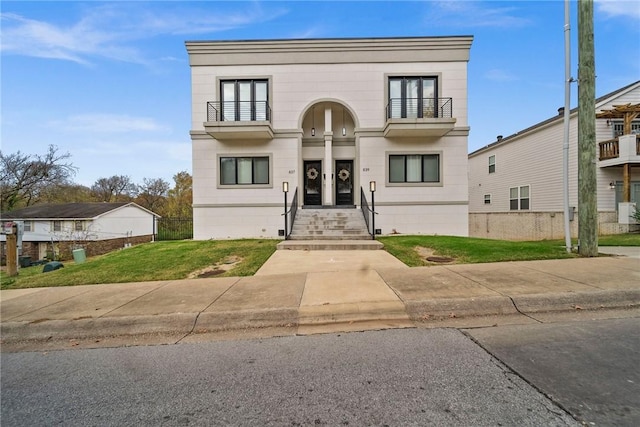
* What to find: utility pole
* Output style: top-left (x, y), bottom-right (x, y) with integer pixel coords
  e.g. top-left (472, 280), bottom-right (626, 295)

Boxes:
top-left (578, 0), bottom-right (598, 256)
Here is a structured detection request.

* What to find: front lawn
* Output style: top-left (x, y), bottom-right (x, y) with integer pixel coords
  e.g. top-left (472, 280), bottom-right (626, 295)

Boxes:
top-left (1, 239), bottom-right (278, 290)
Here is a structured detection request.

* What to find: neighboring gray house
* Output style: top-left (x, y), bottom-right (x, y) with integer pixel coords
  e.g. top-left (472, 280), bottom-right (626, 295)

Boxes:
top-left (468, 81), bottom-right (640, 240)
top-left (186, 36), bottom-right (473, 239)
top-left (1, 202), bottom-right (159, 262)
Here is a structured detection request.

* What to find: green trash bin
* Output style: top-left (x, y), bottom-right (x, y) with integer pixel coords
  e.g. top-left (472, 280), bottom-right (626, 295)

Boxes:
top-left (19, 256), bottom-right (32, 268)
top-left (72, 248), bottom-right (86, 264)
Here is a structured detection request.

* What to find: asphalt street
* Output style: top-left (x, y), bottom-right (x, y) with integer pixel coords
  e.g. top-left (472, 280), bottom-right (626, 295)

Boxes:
top-left (467, 316), bottom-right (640, 427)
top-left (1, 328), bottom-right (579, 426)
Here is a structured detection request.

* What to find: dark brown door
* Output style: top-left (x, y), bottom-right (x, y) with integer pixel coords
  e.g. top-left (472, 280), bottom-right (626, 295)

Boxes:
top-left (335, 160), bottom-right (354, 205)
top-left (304, 160), bottom-right (322, 205)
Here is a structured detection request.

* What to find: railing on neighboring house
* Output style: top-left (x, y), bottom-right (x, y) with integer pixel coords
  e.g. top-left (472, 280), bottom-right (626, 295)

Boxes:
top-left (599, 134), bottom-right (640, 160)
top-left (283, 188), bottom-right (298, 240)
top-left (360, 187), bottom-right (376, 240)
top-left (599, 138), bottom-right (619, 160)
top-left (207, 101), bottom-right (272, 122)
top-left (386, 97), bottom-right (453, 120)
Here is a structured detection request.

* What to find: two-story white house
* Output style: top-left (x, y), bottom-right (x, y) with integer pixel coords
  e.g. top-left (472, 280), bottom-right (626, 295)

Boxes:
top-left (186, 36), bottom-right (473, 239)
top-left (468, 81), bottom-right (640, 240)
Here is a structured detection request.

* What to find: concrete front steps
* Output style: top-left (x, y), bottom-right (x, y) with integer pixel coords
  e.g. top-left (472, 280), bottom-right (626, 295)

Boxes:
top-left (278, 208), bottom-right (383, 250)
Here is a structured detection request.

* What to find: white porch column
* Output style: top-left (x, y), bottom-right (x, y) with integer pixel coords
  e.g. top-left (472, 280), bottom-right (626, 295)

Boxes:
top-left (324, 106), bottom-right (333, 205)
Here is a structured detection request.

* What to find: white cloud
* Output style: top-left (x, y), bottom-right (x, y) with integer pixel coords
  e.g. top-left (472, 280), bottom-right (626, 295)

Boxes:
top-left (0, 3), bottom-right (287, 65)
top-left (596, 0), bottom-right (640, 19)
top-left (484, 68), bottom-right (518, 82)
top-left (48, 114), bottom-right (170, 133)
top-left (428, 1), bottom-right (532, 29)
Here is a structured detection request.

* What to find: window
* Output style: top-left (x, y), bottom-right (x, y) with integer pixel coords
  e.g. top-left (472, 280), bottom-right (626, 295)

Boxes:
top-left (221, 79), bottom-right (268, 122)
top-left (220, 156), bottom-right (269, 185)
top-left (389, 154), bottom-right (440, 183)
top-left (484, 194), bottom-right (491, 205)
top-left (613, 121), bottom-right (640, 137)
top-left (52, 220), bottom-right (62, 232)
top-left (510, 186), bottom-right (530, 210)
top-left (488, 155), bottom-right (496, 174)
top-left (23, 221), bottom-right (33, 232)
top-left (74, 221), bottom-right (84, 232)
top-left (388, 76), bottom-right (437, 119)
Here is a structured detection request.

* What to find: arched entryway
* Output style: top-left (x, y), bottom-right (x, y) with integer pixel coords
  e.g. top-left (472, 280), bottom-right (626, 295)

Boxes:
top-left (300, 101), bottom-right (357, 207)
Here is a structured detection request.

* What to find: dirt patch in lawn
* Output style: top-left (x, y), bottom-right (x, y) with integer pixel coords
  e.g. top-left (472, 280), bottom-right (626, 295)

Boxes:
top-left (414, 246), bottom-right (456, 265)
top-left (188, 255), bottom-right (243, 278)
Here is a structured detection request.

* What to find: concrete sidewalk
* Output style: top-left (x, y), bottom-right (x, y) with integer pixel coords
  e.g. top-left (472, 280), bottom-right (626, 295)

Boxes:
top-left (1, 249), bottom-right (639, 349)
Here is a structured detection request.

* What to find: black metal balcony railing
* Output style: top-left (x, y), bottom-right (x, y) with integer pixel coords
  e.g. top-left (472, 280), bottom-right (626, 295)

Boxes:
top-left (386, 97), bottom-right (453, 120)
top-left (207, 101), bottom-right (272, 122)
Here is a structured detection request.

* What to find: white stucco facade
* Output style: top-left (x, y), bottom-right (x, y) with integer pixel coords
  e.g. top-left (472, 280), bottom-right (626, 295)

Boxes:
top-left (187, 37), bottom-right (473, 239)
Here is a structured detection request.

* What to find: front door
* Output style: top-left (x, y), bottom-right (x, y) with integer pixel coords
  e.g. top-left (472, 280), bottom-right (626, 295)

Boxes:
top-left (304, 160), bottom-right (322, 205)
top-left (335, 160), bottom-right (354, 206)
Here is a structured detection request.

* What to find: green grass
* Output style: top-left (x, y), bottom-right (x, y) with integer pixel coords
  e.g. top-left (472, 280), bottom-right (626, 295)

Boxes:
top-left (597, 233), bottom-right (640, 246)
top-left (2, 234), bottom-right (637, 290)
top-left (378, 235), bottom-right (580, 267)
top-left (378, 233), bottom-right (640, 267)
top-left (1, 239), bottom-right (277, 290)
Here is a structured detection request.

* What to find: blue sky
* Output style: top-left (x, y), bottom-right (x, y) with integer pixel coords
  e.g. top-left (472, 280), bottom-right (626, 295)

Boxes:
top-left (2, 1), bottom-right (639, 187)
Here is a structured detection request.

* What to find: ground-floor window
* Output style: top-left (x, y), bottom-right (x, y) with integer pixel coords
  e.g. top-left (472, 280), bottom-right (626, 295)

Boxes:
top-left (510, 185), bottom-right (530, 210)
top-left (220, 156), bottom-right (269, 185)
top-left (389, 154), bottom-right (440, 183)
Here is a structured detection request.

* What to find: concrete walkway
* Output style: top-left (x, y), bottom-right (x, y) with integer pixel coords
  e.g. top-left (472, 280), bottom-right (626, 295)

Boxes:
top-left (1, 247), bottom-right (638, 350)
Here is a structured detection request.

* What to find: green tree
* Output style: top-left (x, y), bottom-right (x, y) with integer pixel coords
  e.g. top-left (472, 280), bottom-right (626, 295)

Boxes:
top-left (165, 171), bottom-right (192, 218)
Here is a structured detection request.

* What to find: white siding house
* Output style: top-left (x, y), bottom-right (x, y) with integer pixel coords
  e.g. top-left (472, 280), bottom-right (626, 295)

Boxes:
top-left (186, 36), bottom-right (473, 239)
top-left (1, 202), bottom-right (159, 261)
top-left (468, 81), bottom-right (640, 240)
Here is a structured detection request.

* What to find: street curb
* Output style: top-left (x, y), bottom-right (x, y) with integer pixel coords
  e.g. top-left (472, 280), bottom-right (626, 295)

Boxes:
top-left (194, 308), bottom-right (299, 332)
top-left (404, 296), bottom-right (518, 320)
top-left (512, 289), bottom-right (640, 314)
top-left (0, 313), bottom-right (197, 342)
top-left (2, 290), bottom-right (639, 344)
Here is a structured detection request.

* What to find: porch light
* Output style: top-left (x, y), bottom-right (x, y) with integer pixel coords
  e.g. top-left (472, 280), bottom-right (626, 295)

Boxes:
top-left (311, 106), bottom-right (316, 136)
top-left (609, 182), bottom-right (616, 190)
top-left (283, 181), bottom-right (289, 193)
top-left (342, 106), bottom-right (347, 136)
top-left (370, 181), bottom-right (376, 192)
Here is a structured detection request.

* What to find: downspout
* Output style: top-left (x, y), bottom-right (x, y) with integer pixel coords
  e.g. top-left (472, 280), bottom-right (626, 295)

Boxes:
top-left (562, 0), bottom-right (573, 253)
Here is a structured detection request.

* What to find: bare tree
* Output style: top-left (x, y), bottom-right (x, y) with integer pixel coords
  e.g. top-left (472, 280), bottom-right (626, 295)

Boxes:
top-left (0, 145), bottom-right (77, 211)
top-left (91, 175), bottom-right (137, 202)
top-left (135, 177), bottom-right (170, 213)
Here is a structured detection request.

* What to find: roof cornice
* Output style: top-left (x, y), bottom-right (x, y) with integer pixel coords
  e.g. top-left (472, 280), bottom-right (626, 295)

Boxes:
top-left (186, 36), bottom-right (473, 66)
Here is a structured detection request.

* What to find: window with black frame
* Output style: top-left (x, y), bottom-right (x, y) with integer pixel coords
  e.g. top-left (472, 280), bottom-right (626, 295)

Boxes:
top-left (388, 76), bottom-right (437, 119)
top-left (220, 79), bottom-right (268, 122)
top-left (389, 154), bottom-right (440, 183)
top-left (220, 156), bottom-right (269, 185)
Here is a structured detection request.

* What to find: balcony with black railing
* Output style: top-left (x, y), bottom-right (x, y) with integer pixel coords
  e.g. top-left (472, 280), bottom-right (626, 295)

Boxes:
top-left (204, 101), bottom-right (274, 140)
top-left (383, 97), bottom-right (456, 137)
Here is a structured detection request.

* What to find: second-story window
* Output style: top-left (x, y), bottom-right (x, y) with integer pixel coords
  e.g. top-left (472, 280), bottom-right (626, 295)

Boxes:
top-left (489, 155), bottom-right (496, 174)
top-left (388, 76), bottom-right (437, 119)
top-left (221, 79), bottom-right (268, 122)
